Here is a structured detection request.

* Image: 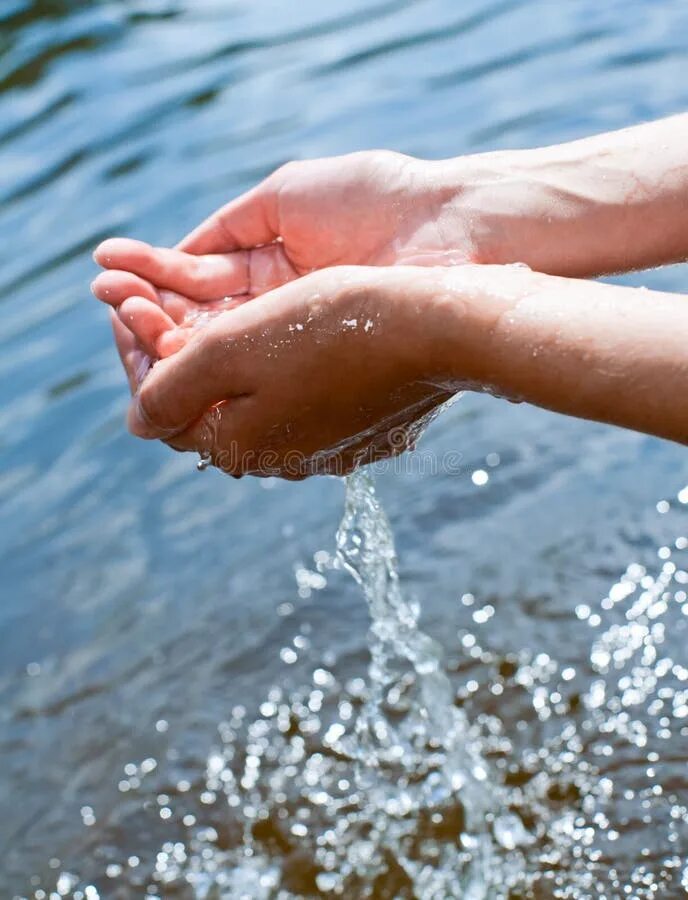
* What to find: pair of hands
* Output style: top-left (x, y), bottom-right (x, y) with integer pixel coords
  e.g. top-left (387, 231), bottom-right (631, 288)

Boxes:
top-left (93, 115), bottom-right (688, 469)
top-left (92, 151), bottom-right (491, 477)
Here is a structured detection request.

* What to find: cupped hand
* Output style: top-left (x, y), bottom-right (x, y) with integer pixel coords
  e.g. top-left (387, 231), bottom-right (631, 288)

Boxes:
top-left (116, 266), bottom-right (457, 478)
top-left (91, 150), bottom-right (479, 343)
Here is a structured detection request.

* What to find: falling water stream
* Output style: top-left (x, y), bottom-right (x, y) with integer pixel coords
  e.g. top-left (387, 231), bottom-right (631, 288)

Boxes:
top-left (326, 469), bottom-right (508, 895)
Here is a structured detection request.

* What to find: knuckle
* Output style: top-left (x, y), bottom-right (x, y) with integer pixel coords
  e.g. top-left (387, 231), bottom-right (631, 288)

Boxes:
top-left (271, 160), bottom-right (299, 184)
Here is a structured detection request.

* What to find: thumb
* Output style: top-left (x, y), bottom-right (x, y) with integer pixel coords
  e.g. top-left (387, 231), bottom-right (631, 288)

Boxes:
top-left (127, 326), bottom-right (243, 439)
top-left (177, 179), bottom-right (279, 256)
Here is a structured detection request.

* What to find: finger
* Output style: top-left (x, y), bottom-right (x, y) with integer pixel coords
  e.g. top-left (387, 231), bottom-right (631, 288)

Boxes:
top-left (158, 288), bottom-right (194, 324)
top-left (91, 269), bottom-right (160, 307)
top-left (89, 269), bottom-right (195, 325)
top-left (177, 181), bottom-right (278, 255)
top-left (110, 311), bottom-right (151, 394)
top-left (126, 316), bottom-right (251, 439)
top-left (117, 296), bottom-right (183, 359)
top-left (94, 238), bottom-right (250, 300)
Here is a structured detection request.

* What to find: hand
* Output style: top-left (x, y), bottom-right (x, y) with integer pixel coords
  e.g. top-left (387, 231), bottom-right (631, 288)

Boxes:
top-left (91, 150), bottom-right (481, 357)
top-left (118, 266), bottom-right (458, 478)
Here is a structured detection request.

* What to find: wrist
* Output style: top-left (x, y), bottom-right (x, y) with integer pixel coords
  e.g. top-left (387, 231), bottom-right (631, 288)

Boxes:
top-left (401, 151), bottom-right (578, 272)
top-left (427, 126), bottom-right (688, 278)
top-left (422, 263), bottom-right (541, 390)
top-left (371, 264), bottom-right (496, 389)
top-left (430, 150), bottom-right (579, 270)
top-left (422, 144), bottom-right (639, 277)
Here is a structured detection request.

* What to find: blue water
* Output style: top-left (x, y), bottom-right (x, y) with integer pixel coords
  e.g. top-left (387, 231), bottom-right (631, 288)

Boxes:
top-left (2, 0), bottom-right (688, 896)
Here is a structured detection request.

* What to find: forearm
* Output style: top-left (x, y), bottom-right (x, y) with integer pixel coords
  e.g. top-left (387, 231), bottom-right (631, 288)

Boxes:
top-left (433, 114), bottom-right (688, 277)
top-left (428, 265), bottom-right (688, 444)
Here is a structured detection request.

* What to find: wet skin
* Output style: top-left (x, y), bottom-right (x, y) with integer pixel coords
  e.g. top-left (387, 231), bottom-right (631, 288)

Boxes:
top-left (92, 115), bottom-right (688, 476)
